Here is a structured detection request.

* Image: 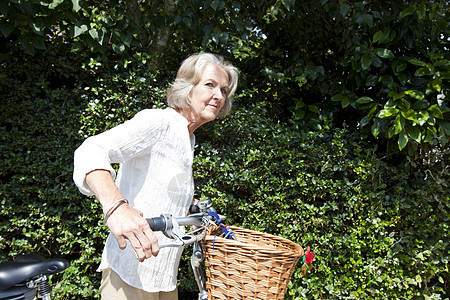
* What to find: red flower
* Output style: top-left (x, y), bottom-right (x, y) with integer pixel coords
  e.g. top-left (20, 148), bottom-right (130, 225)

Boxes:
top-left (301, 246), bottom-right (315, 275)
top-left (305, 246), bottom-right (315, 263)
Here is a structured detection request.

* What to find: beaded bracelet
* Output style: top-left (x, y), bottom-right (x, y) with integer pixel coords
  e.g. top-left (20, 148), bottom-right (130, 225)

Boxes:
top-left (104, 198), bottom-right (129, 225)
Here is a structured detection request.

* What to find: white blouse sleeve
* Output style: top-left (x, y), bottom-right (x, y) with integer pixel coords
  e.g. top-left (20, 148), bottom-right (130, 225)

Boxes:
top-left (73, 109), bottom-right (164, 196)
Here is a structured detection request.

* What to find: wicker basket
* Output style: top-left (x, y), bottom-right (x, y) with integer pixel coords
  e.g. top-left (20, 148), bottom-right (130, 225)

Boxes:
top-left (200, 226), bottom-right (304, 299)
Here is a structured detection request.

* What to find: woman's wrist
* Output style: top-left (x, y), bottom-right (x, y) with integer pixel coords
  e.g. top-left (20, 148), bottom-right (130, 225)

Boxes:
top-left (103, 198), bottom-right (129, 224)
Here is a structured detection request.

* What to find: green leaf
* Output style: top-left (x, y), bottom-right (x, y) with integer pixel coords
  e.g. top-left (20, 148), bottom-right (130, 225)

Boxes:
top-left (183, 17), bottom-right (192, 27)
top-left (365, 75), bottom-right (378, 86)
top-left (356, 96), bottom-right (373, 104)
top-left (112, 43), bottom-right (125, 53)
top-left (331, 94), bottom-right (351, 108)
top-left (401, 109), bottom-right (416, 121)
top-left (295, 109), bottom-right (305, 119)
top-left (89, 28), bottom-right (106, 45)
top-left (415, 111), bottom-right (429, 126)
top-left (368, 103), bottom-right (379, 117)
top-left (71, 0), bottom-right (81, 12)
top-left (388, 91), bottom-right (404, 100)
top-left (281, 0), bottom-right (295, 10)
top-left (342, 97), bottom-right (351, 108)
top-left (70, 41), bottom-right (83, 52)
top-left (391, 60), bottom-right (407, 74)
top-left (438, 121), bottom-right (450, 136)
top-left (0, 1), bottom-right (10, 15)
top-left (400, 99), bottom-right (411, 109)
top-left (377, 29), bottom-right (396, 43)
top-left (340, 4), bottom-right (350, 17)
top-left (0, 24), bottom-right (13, 38)
top-left (211, 33), bottom-right (220, 44)
top-left (374, 48), bottom-right (394, 59)
top-left (74, 22), bottom-right (88, 37)
top-left (121, 33), bottom-right (132, 48)
top-left (414, 67), bottom-right (432, 77)
top-left (19, 37), bottom-right (34, 55)
top-left (373, 31), bottom-right (382, 43)
top-left (423, 128), bottom-right (435, 143)
top-left (417, 3), bottom-right (426, 21)
top-left (398, 131), bottom-right (408, 150)
top-left (372, 120), bottom-right (381, 138)
top-left (394, 114), bottom-right (405, 134)
top-left (397, 73), bottom-right (407, 85)
top-left (32, 37), bottom-right (46, 50)
top-left (210, 0), bottom-right (225, 11)
top-left (31, 23), bottom-right (45, 36)
top-left (295, 100), bottom-right (305, 108)
top-left (331, 93), bottom-right (346, 102)
top-left (308, 105), bottom-right (319, 114)
top-left (432, 59), bottom-right (450, 68)
top-left (361, 54), bottom-right (372, 70)
top-left (380, 75), bottom-right (394, 85)
top-left (295, 74), bottom-right (307, 87)
top-left (406, 124), bottom-right (421, 142)
top-left (399, 6), bottom-right (415, 19)
top-left (429, 78), bottom-right (442, 92)
top-left (48, 0), bottom-right (64, 9)
top-left (378, 107), bottom-right (399, 118)
top-left (355, 13), bottom-right (373, 27)
top-left (405, 90), bottom-right (424, 100)
top-left (360, 116), bottom-right (370, 127)
top-left (406, 58), bottom-right (427, 67)
top-left (388, 124), bottom-right (396, 138)
top-left (427, 104), bottom-right (443, 119)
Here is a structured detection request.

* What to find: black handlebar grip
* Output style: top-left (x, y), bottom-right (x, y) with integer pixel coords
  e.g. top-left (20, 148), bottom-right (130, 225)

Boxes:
top-left (147, 216), bottom-right (167, 232)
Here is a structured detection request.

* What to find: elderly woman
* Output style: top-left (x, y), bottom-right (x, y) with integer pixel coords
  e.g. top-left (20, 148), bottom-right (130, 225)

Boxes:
top-left (73, 53), bottom-right (239, 299)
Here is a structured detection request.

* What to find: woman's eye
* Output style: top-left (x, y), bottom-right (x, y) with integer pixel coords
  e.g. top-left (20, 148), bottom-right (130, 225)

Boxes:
top-left (205, 82), bottom-right (214, 87)
top-left (221, 88), bottom-right (227, 95)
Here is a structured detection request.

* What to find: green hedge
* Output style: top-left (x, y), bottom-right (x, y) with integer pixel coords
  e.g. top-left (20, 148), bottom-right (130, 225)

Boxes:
top-left (194, 104), bottom-right (449, 299)
top-left (0, 48), bottom-right (167, 298)
top-left (1, 48), bottom-right (448, 299)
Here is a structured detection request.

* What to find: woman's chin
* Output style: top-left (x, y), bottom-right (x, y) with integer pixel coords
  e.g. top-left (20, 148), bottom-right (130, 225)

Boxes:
top-left (201, 110), bottom-right (219, 122)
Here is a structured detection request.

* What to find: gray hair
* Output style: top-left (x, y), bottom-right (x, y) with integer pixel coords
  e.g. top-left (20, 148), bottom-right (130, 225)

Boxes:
top-left (167, 53), bottom-right (239, 118)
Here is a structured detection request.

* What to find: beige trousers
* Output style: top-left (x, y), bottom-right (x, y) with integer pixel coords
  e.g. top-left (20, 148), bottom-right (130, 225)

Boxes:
top-left (100, 268), bottom-right (178, 300)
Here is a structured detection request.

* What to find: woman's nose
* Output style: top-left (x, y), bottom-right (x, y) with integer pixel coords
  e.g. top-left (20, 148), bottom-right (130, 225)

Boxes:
top-left (213, 87), bottom-right (225, 101)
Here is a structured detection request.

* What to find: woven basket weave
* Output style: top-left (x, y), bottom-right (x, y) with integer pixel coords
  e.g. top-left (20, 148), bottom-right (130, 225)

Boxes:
top-left (200, 226), bottom-right (304, 299)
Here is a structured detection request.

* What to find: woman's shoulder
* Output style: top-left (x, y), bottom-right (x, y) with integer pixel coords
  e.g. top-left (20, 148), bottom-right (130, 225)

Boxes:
top-left (136, 108), bottom-right (186, 125)
top-left (130, 108), bottom-right (168, 123)
top-left (134, 108), bottom-right (165, 117)
top-left (134, 108), bottom-right (175, 117)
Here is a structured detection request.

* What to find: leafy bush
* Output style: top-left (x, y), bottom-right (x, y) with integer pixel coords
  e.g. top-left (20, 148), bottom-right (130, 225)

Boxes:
top-left (1, 21), bottom-right (448, 300)
top-left (193, 103), bottom-right (449, 299)
top-left (2, 0), bottom-right (448, 154)
top-left (0, 47), bottom-right (166, 298)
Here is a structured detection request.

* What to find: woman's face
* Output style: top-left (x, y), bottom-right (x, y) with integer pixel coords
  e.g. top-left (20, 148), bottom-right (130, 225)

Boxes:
top-left (189, 63), bottom-right (229, 123)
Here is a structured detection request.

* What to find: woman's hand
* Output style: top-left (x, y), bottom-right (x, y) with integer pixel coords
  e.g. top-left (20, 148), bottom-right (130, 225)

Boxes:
top-left (105, 203), bottom-right (160, 262)
top-left (85, 169), bottom-right (159, 262)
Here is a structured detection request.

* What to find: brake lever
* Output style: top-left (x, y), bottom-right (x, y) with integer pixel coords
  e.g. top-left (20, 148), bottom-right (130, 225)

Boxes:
top-left (158, 216), bottom-right (206, 248)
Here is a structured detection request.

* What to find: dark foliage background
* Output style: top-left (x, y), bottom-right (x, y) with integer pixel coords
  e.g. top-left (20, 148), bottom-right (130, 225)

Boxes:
top-left (1, 0), bottom-right (448, 299)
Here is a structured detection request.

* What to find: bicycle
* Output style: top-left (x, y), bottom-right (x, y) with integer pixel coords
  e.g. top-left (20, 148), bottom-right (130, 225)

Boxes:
top-left (0, 199), bottom-right (224, 300)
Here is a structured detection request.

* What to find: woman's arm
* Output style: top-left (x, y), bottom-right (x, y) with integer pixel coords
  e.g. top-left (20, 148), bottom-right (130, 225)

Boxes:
top-left (85, 169), bottom-right (159, 262)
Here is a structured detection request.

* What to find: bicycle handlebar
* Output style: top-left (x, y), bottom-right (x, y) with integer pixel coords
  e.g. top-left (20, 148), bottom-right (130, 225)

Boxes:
top-left (146, 199), bottom-right (224, 248)
top-left (147, 216), bottom-right (167, 232)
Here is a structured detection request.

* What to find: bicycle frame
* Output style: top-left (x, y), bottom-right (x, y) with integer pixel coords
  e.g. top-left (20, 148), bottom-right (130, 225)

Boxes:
top-left (146, 198), bottom-right (222, 299)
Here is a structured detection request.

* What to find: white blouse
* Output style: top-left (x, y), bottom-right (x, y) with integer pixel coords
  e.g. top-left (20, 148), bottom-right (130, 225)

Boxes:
top-left (73, 108), bottom-right (195, 292)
